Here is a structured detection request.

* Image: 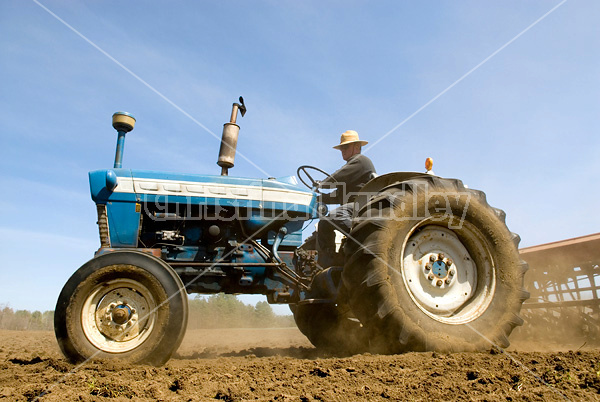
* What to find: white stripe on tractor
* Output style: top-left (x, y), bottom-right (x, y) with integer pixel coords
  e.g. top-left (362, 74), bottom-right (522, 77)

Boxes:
top-left (113, 177), bottom-right (313, 206)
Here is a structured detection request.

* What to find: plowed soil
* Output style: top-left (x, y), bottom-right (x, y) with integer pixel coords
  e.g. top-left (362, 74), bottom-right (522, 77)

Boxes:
top-left (1, 329), bottom-right (599, 401)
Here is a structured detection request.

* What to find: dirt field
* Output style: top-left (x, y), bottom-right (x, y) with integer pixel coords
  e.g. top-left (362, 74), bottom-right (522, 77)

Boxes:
top-left (1, 329), bottom-right (599, 401)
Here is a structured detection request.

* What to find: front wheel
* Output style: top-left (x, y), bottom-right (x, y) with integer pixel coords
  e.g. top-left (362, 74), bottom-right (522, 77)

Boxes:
top-left (54, 251), bottom-right (188, 366)
top-left (343, 176), bottom-right (528, 353)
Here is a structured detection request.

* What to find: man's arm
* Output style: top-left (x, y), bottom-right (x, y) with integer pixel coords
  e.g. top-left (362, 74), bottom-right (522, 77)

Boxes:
top-left (317, 156), bottom-right (365, 204)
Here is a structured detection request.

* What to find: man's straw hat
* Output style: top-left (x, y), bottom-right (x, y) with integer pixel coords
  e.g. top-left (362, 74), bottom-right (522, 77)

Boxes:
top-left (333, 130), bottom-right (368, 149)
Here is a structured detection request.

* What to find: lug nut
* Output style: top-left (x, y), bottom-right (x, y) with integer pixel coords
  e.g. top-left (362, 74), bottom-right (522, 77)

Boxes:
top-left (445, 278), bottom-right (451, 285)
top-left (430, 255), bottom-right (436, 262)
top-left (447, 259), bottom-right (453, 267)
top-left (436, 279), bottom-right (443, 287)
top-left (428, 274), bottom-right (434, 281)
top-left (449, 270), bottom-right (455, 276)
top-left (438, 253), bottom-right (445, 260)
top-left (425, 263), bottom-right (431, 271)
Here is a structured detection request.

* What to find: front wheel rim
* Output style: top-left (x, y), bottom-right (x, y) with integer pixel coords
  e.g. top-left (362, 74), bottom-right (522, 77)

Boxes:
top-left (81, 278), bottom-right (157, 353)
top-left (401, 221), bottom-right (496, 325)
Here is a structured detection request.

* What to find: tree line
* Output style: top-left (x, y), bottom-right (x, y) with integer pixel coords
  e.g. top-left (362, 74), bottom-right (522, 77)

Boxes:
top-left (0, 295), bottom-right (294, 331)
top-left (0, 306), bottom-right (54, 331)
top-left (187, 294), bottom-right (295, 329)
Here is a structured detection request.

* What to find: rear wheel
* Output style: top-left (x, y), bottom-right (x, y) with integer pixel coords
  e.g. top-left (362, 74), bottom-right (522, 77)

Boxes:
top-left (343, 176), bottom-right (528, 353)
top-left (54, 251), bottom-right (188, 365)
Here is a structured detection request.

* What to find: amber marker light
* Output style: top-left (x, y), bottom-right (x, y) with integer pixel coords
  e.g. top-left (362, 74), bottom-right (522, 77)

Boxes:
top-left (425, 157), bottom-right (434, 172)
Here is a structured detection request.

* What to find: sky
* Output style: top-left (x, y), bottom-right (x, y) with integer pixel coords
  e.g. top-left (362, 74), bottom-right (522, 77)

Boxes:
top-left (1, 0), bottom-right (598, 314)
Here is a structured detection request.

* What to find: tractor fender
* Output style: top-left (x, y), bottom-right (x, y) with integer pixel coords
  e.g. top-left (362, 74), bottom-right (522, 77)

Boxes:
top-left (355, 172), bottom-right (431, 210)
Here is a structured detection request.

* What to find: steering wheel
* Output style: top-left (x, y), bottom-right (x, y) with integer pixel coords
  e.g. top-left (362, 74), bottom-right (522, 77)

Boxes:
top-left (296, 165), bottom-right (334, 190)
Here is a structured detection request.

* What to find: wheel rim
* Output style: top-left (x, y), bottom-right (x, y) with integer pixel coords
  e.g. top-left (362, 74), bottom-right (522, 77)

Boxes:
top-left (81, 278), bottom-right (157, 353)
top-left (401, 222), bottom-right (496, 324)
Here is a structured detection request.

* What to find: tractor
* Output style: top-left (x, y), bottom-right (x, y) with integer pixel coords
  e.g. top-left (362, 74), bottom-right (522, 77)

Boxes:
top-left (55, 98), bottom-right (528, 365)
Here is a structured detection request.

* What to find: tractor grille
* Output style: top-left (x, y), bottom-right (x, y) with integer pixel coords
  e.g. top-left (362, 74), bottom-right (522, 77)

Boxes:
top-left (96, 204), bottom-right (111, 248)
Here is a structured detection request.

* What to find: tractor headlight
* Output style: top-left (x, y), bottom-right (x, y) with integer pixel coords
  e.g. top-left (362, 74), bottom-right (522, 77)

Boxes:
top-left (106, 170), bottom-right (118, 192)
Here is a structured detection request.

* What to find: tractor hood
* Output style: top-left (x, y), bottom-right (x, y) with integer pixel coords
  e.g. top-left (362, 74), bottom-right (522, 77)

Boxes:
top-left (89, 169), bottom-right (321, 218)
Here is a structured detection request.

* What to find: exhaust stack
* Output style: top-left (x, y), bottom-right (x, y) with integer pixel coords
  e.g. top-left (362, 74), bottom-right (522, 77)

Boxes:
top-left (112, 111), bottom-right (136, 169)
top-left (217, 96), bottom-right (246, 176)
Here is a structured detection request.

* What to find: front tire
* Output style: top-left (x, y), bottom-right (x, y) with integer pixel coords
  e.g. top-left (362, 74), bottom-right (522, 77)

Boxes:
top-left (343, 176), bottom-right (528, 353)
top-left (54, 250), bottom-right (188, 366)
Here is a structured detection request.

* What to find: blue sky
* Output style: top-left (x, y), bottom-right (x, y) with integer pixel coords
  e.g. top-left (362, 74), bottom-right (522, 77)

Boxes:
top-left (1, 0), bottom-right (598, 314)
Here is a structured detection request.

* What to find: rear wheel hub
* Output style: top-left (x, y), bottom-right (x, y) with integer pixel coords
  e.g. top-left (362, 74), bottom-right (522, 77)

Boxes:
top-left (402, 224), bottom-right (494, 324)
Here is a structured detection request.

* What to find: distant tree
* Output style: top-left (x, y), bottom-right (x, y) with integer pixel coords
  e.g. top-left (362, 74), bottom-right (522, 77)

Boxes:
top-left (255, 301), bottom-right (275, 326)
top-left (0, 306), bottom-right (15, 329)
top-left (42, 311), bottom-right (54, 330)
top-left (31, 311), bottom-right (42, 330)
top-left (14, 310), bottom-right (31, 330)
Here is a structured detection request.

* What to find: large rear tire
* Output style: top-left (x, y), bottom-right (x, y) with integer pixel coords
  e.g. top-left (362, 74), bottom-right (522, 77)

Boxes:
top-left (54, 250), bottom-right (188, 366)
top-left (343, 176), bottom-right (528, 353)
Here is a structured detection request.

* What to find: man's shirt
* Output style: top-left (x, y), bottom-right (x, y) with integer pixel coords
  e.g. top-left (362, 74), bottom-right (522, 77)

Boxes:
top-left (318, 154), bottom-right (376, 204)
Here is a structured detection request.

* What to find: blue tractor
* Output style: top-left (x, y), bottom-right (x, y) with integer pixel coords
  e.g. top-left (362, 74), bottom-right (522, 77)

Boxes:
top-left (55, 98), bottom-right (528, 365)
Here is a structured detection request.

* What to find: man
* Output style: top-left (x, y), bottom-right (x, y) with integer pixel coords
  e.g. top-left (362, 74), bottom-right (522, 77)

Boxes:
top-left (316, 130), bottom-right (376, 267)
